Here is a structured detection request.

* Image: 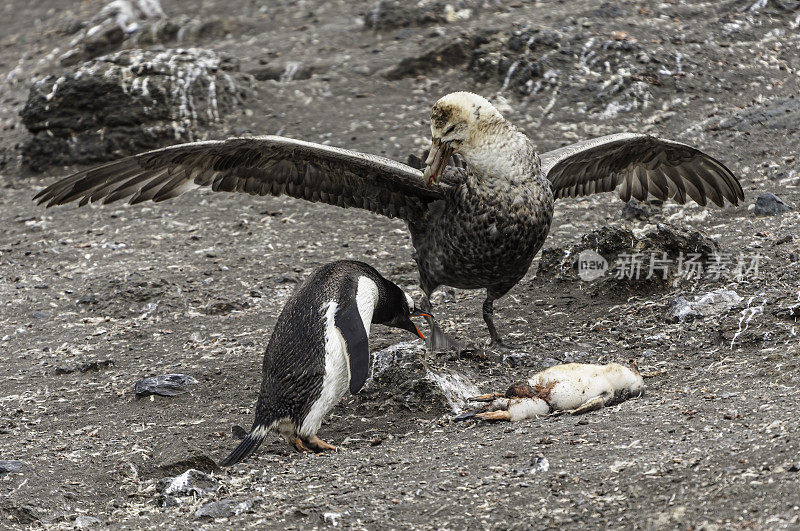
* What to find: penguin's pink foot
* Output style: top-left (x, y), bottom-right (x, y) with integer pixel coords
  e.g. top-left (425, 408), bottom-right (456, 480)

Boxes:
top-left (292, 437), bottom-right (313, 453)
top-left (305, 435), bottom-right (338, 452)
top-left (475, 410), bottom-right (511, 421)
top-left (471, 392), bottom-right (504, 402)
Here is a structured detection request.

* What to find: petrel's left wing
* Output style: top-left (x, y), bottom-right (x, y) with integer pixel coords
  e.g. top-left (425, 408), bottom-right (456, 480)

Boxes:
top-left (541, 133), bottom-right (744, 207)
top-left (34, 135), bottom-right (447, 222)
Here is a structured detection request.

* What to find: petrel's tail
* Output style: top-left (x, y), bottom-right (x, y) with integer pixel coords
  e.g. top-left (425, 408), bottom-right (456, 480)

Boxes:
top-left (219, 421), bottom-right (272, 466)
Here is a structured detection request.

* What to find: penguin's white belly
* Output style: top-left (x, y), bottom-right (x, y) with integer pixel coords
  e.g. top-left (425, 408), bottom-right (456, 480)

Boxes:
top-left (299, 302), bottom-right (351, 438)
top-left (507, 397), bottom-right (550, 420)
top-left (529, 363), bottom-right (644, 411)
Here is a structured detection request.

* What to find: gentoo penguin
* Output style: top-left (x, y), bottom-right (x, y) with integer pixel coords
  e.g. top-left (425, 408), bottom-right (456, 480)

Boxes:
top-left (220, 260), bottom-right (428, 466)
top-left (457, 363), bottom-right (644, 421)
top-left (35, 92), bottom-right (743, 348)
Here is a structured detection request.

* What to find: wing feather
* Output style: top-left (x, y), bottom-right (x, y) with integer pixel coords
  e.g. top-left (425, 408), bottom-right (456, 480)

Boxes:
top-left (34, 136), bottom-right (445, 222)
top-left (541, 133), bottom-right (743, 207)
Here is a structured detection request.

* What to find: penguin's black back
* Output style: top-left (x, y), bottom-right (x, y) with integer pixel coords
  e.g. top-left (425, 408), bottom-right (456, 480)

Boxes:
top-left (253, 260), bottom-right (391, 427)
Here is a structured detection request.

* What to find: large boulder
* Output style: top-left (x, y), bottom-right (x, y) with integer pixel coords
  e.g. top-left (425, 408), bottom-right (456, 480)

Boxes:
top-left (537, 224), bottom-right (722, 293)
top-left (20, 48), bottom-right (248, 172)
top-left (469, 25), bottom-right (686, 118)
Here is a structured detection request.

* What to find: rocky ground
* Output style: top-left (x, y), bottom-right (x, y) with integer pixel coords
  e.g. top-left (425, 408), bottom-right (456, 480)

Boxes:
top-left (1, 0), bottom-right (799, 528)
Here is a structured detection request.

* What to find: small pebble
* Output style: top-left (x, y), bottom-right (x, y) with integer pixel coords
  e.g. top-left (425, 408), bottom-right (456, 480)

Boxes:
top-left (753, 193), bottom-right (789, 215)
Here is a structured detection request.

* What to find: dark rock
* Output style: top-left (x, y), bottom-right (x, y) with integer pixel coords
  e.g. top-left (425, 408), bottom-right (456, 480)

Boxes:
top-left (202, 300), bottom-right (250, 315)
top-left (357, 341), bottom-right (478, 415)
top-left (155, 443), bottom-right (219, 475)
top-left (77, 295), bottom-right (99, 305)
top-left (158, 495), bottom-right (183, 508)
top-left (365, 0), bottom-right (472, 30)
top-left (383, 38), bottom-right (472, 80)
top-left (231, 425), bottom-right (248, 440)
top-left (21, 48), bottom-right (247, 172)
top-left (588, 1), bottom-right (626, 18)
top-left (55, 360), bottom-right (114, 375)
top-left (59, 1), bottom-right (251, 66)
top-left (788, 462), bottom-right (800, 473)
top-left (774, 304), bottom-right (800, 321)
top-left (157, 469), bottom-right (219, 497)
top-left (468, 25), bottom-right (680, 116)
top-left (135, 374), bottom-right (199, 398)
top-left (58, 0), bottom-right (165, 66)
top-left (537, 224), bottom-right (720, 291)
top-left (0, 460), bottom-right (23, 474)
top-left (701, 96), bottom-right (800, 133)
top-left (195, 498), bottom-right (258, 518)
top-left (621, 199), bottom-right (650, 221)
top-left (0, 502), bottom-right (39, 525)
top-left (754, 193), bottom-right (790, 215)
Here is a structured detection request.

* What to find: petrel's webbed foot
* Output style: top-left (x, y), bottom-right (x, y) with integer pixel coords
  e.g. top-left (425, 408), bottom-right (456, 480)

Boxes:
top-left (428, 320), bottom-right (461, 352)
top-left (304, 435), bottom-right (338, 452)
top-left (420, 292), bottom-right (461, 354)
top-left (488, 339), bottom-right (516, 354)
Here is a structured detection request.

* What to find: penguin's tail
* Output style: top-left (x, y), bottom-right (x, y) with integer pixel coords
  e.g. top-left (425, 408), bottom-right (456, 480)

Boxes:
top-left (219, 422), bottom-right (272, 467)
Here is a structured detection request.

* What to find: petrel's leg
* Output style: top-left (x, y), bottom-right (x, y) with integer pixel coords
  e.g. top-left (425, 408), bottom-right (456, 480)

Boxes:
top-left (482, 295), bottom-right (503, 346)
top-left (304, 435), bottom-right (337, 452)
top-left (420, 290), bottom-right (460, 353)
top-left (483, 287), bottom-right (521, 351)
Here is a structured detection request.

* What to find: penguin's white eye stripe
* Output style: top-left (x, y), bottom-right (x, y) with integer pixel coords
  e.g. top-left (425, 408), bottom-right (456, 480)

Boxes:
top-left (404, 292), bottom-right (414, 313)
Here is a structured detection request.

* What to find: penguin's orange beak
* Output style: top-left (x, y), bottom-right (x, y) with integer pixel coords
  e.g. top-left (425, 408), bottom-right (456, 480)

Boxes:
top-left (409, 310), bottom-right (432, 340)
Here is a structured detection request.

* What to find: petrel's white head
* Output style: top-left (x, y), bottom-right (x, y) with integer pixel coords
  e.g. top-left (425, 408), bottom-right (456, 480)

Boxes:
top-left (423, 92), bottom-right (505, 184)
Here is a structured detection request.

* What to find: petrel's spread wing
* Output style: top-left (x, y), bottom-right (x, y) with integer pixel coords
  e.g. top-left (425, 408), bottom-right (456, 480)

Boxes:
top-left (34, 136), bottom-right (446, 221)
top-left (541, 133), bottom-right (744, 207)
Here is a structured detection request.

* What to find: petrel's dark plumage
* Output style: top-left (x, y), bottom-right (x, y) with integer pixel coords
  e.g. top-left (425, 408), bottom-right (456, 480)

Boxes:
top-left (34, 92), bottom-right (744, 347)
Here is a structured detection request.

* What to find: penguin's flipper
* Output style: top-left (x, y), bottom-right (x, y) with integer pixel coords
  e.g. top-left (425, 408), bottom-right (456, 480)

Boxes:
top-left (334, 303), bottom-right (370, 394)
top-left (453, 410), bottom-right (479, 422)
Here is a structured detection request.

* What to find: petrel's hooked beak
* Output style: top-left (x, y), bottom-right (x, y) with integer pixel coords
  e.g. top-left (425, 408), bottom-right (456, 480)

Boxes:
top-left (422, 139), bottom-right (455, 186)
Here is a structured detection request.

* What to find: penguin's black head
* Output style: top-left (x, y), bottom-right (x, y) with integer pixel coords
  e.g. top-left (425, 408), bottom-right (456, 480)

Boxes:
top-left (374, 282), bottom-right (430, 340)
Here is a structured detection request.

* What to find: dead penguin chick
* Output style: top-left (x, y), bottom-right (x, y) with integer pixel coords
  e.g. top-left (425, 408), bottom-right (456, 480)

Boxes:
top-left (220, 260), bottom-right (428, 466)
top-left (462, 363), bottom-right (644, 421)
